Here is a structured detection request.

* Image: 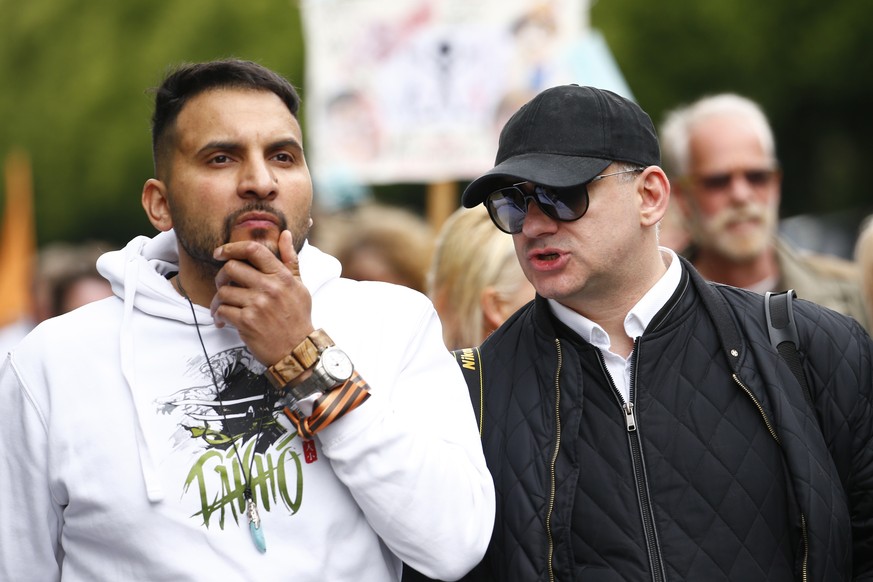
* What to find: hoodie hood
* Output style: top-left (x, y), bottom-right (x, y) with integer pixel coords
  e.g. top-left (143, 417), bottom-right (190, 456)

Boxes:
top-left (95, 229), bottom-right (342, 502)
top-left (97, 230), bottom-right (341, 323)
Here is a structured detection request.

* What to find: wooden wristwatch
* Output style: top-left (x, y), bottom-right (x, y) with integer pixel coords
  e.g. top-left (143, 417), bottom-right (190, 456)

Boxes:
top-left (266, 329), bottom-right (337, 394)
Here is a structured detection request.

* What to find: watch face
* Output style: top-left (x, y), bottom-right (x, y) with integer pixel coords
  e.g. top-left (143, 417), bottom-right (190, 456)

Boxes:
top-left (321, 347), bottom-right (354, 383)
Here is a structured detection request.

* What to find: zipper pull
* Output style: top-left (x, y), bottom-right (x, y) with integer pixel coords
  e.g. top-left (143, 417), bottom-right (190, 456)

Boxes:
top-left (624, 402), bottom-right (637, 432)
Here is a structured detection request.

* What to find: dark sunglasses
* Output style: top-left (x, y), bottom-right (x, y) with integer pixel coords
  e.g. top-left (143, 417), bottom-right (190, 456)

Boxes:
top-left (693, 168), bottom-right (778, 192)
top-left (484, 168), bottom-right (645, 234)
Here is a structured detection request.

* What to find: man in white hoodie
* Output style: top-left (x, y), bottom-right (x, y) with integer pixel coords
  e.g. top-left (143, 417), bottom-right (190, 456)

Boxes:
top-left (0, 59), bottom-right (494, 582)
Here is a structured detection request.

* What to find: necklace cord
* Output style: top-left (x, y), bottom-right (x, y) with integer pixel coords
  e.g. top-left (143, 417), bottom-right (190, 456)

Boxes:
top-left (173, 275), bottom-right (370, 444)
top-left (176, 275), bottom-right (266, 501)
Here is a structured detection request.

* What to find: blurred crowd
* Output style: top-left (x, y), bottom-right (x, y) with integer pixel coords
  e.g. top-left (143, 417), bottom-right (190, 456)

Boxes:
top-left (3, 91), bottom-right (872, 354)
top-left (307, 88), bottom-right (873, 350)
top-left (2, 83), bottom-right (873, 582)
top-left (0, 241), bottom-right (113, 354)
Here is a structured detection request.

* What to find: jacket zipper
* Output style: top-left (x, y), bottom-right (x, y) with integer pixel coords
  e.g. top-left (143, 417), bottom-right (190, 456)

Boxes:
top-left (597, 340), bottom-right (665, 582)
top-left (546, 339), bottom-right (563, 582)
top-left (800, 514), bottom-right (808, 582)
top-left (731, 373), bottom-right (809, 582)
top-left (627, 339), bottom-right (666, 582)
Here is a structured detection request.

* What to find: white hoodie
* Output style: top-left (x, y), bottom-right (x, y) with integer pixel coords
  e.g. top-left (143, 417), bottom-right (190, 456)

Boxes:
top-left (0, 230), bottom-right (494, 582)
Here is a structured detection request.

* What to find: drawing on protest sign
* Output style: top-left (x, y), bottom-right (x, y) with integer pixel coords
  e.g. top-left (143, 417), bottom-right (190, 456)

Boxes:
top-left (300, 0), bottom-right (632, 187)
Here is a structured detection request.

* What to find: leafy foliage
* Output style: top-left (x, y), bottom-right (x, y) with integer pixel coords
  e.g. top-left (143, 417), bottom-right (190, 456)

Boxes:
top-left (1, 0), bottom-right (871, 246)
top-left (0, 0), bottom-right (304, 246)
top-left (592, 0), bottom-right (873, 220)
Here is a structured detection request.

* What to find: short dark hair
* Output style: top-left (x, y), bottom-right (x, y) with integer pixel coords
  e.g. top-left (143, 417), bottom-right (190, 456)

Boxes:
top-left (150, 58), bottom-right (301, 172)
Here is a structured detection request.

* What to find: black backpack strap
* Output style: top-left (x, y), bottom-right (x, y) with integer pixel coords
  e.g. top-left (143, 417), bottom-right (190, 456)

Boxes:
top-left (452, 347), bottom-right (484, 437)
top-left (765, 290), bottom-right (815, 410)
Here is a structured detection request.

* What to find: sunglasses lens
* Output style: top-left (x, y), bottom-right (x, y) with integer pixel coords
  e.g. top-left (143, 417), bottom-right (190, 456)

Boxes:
top-left (486, 188), bottom-right (527, 234)
top-left (533, 185), bottom-right (588, 221)
top-left (744, 169), bottom-right (774, 186)
top-left (485, 184), bottom-right (590, 234)
top-left (699, 174), bottom-right (732, 191)
top-left (698, 169), bottom-right (776, 191)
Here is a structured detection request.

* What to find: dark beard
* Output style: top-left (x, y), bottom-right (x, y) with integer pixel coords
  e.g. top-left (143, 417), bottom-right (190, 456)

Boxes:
top-left (174, 201), bottom-right (310, 280)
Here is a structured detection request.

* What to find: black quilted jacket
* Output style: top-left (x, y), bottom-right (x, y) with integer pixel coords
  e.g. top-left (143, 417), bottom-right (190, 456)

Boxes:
top-left (459, 260), bottom-right (873, 582)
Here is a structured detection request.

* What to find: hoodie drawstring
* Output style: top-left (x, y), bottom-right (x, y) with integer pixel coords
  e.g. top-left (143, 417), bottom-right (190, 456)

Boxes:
top-left (119, 243), bottom-right (165, 502)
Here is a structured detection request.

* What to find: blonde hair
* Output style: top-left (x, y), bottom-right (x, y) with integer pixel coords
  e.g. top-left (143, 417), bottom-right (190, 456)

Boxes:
top-left (855, 216), bottom-right (873, 317)
top-left (313, 203), bottom-right (434, 293)
top-left (428, 205), bottom-right (529, 349)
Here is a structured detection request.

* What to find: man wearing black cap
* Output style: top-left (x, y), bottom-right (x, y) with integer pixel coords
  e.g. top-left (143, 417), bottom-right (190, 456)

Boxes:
top-left (458, 85), bottom-right (873, 581)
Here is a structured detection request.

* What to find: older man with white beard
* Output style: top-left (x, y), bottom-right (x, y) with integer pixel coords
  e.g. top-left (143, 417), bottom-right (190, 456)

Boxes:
top-left (660, 93), bottom-right (870, 329)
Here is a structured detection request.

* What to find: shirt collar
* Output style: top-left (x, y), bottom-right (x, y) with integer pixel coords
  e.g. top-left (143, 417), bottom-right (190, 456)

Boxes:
top-left (548, 247), bottom-right (682, 348)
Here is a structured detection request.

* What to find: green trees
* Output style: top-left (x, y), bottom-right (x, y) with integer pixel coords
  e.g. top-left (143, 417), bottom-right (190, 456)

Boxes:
top-left (2, 0), bottom-right (871, 246)
top-left (0, 0), bottom-right (304, 245)
top-left (595, 0), bottom-right (873, 220)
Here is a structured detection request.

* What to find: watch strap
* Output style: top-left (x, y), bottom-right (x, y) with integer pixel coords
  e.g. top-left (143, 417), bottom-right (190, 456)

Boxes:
top-left (288, 369), bottom-right (331, 402)
top-left (266, 329), bottom-right (335, 392)
top-left (291, 329), bottom-right (333, 369)
top-left (283, 371), bottom-right (371, 440)
top-left (266, 353), bottom-right (307, 391)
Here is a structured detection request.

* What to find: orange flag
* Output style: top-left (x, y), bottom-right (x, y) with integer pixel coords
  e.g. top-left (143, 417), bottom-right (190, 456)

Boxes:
top-left (0, 149), bottom-right (36, 327)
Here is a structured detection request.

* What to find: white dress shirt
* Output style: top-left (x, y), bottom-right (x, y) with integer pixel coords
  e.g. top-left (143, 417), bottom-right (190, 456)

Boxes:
top-left (548, 248), bottom-right (682, 403)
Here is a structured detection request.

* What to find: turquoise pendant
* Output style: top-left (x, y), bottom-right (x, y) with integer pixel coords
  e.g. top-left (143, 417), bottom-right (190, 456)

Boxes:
top-left (246, 498), bottom-right (267, 553)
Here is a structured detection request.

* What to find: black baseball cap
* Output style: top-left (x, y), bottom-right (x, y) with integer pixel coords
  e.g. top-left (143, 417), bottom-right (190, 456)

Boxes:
top-left (462, 85), bottom-right (660, 207)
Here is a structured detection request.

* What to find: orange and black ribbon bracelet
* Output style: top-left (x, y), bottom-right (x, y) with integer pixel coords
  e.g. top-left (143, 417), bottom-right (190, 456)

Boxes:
top-left (283, 371), bottom-right (370, 440)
